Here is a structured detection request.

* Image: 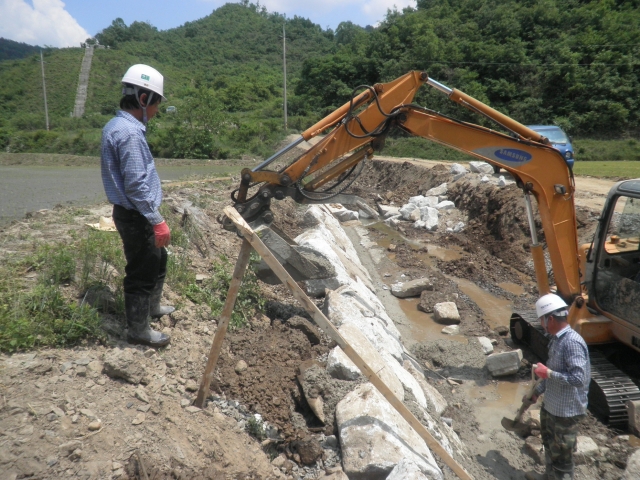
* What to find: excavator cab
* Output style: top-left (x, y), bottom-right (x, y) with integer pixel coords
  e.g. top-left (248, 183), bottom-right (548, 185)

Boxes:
top-left (588, 180), bottom-right (640, 344)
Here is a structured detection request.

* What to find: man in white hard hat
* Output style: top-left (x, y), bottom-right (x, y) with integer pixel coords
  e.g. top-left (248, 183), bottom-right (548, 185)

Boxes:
top-left (524, 293), bottom-right (591, 480)
top-left (100, 64), bottom-right (173, 348)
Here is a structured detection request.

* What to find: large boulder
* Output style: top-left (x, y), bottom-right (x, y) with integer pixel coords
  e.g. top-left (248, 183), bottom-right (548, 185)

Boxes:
top-left (336, 383), bottom-right (443, 480)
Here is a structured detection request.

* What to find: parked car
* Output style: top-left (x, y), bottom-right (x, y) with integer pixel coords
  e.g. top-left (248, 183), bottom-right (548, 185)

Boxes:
top-left (527, 125), bottom-right (575, 169)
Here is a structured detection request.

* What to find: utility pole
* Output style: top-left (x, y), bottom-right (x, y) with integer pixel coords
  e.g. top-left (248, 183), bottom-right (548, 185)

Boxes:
top-left (283, 24), bottom-right (287, 131)
top-left (40, 50), bottom-right (49, 131)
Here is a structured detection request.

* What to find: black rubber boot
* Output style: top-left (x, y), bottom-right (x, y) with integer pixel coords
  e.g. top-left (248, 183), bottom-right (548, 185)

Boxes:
top-left (149, 279), bottom-right (175, 318)
top-left (125, 293), bottom-right (171, 347)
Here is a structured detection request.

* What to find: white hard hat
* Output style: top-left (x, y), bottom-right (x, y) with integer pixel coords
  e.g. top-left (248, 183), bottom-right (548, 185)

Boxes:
top-left (535, 293), bottom-right (569, 319)
top-left (121, 64), bottom-right (166, 100)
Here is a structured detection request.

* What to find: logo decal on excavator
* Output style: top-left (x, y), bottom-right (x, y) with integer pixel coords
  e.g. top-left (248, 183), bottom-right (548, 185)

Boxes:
top-left (494, 149), bottom-right (532, 164)
top-left (472, 147), bottom-right (533, 166)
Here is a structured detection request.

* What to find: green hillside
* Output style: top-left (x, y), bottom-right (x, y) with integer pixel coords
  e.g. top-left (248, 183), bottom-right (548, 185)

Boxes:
top-left (0, 0), bottom-right (639, 160)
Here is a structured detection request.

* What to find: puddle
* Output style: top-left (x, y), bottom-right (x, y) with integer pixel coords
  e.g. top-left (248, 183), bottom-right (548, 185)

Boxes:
top-left (396, 297), bottom-right (468, 344)
top-left (454, 277), bottom-right (514, 330)
top-left (629, 435), bottom-right (640, 448)
top-left (462, 380), bottom-right (532, 432)
top-left (498, 282), bottom-right (525, 296)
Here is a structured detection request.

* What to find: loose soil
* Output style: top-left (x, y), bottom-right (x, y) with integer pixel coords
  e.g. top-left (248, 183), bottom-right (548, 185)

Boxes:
top-left (1, 156), bottom-right (637, 480)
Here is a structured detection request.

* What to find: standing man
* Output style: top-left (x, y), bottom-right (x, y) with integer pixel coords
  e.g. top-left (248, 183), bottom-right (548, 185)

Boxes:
top-left (101, 64), bottom-right (174, 348)
top-left (524, 294), bottom-right (591, 480)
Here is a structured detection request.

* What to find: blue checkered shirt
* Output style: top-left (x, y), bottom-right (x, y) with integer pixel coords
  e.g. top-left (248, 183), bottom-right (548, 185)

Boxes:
top-left (101, 111), bottom-right (164, 225)
top-left (535, 325), bottom-right (590, 417)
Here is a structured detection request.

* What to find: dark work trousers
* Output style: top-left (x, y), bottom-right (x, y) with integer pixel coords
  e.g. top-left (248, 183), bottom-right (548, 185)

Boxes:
top-left (112, 204), bottom-right (167, 296)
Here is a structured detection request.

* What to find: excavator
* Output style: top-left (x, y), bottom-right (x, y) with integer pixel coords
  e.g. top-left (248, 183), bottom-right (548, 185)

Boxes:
top-left (222, 71), bottom-right (640, 428)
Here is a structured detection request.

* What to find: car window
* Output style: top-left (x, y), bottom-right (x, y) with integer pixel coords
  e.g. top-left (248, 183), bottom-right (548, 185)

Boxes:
top-left (533, 128), bottom-right (569, 144)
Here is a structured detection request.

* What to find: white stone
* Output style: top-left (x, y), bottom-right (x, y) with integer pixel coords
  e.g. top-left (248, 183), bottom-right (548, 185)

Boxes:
top-left (336, 384), bottom-right (443, 480)
top-left (486, 350), bottom-right (523, 376)
top-left (425, 183), bottom-right (447, 197)
top-left (386, 458), bottom-right (436, 480)
top-left (433, 302), bottom-right (460, 324)
top-left (469, 161), bottom-right (494, 174)
top-left (452, 222), bottom-right (465, 233)
top-left (477, 337), bottom-right (494, 355)
top-left (450, 163), bottom-right (467, 175)
top-left (420, 207), bottom-right (439, 231)
top-left (378, 204), bottom-right (400, 219)
top-left (400, 203), bottom-right (421, 222)
top-left (435, 201), bottom-right (455, 211)
top-left (575, 436), bottom-right (599, 465)
top-left (442, 325), bottom-right (460, 335)
top-left (385, 215), bottom-right (402, 229)
top-left (409, 195), bottom-right (438, 208)
top-left (481, 175), bottom-right (490, 183)
top-left (623, 448), bottom-right (640, 479)
top-left (335, 324), bottom-right (404, 401)
top-left (498, 176), bottom-right (508, 187)
top-left (403, 360), bottom-right (448, 415)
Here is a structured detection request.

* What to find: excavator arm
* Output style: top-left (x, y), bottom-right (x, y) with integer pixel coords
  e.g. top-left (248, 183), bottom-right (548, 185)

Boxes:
top-left (225, 71), bottom-right (580, 301)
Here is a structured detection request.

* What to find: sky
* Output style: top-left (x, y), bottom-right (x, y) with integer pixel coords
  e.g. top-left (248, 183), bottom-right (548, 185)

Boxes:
top-left (0, 0), bottom-right (417, 48)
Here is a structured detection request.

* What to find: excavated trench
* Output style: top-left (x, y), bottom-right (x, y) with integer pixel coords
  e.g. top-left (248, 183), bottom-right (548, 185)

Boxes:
top-left (2, 157), bottom-right (638, 480)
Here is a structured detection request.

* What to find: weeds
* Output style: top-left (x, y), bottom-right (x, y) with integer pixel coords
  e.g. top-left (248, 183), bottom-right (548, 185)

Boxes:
top-left (0, 229), bottom-right (123, 353)
top-left (246, 415), bottom-right (266, 441)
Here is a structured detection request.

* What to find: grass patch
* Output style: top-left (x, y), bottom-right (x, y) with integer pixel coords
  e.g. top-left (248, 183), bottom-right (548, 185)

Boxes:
top-left (572, 161), bottom-right (640, 179)
top-left (574, 139), bottom-right (640, 162)
top-left (0, 230), bottom-right (125, 353)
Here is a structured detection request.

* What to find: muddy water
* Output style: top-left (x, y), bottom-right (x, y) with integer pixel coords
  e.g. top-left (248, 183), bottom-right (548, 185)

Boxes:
top-left (396, 297), bottom-right (468, 344)
top-left (455, 277), bottom-right (514, 329)
top-left (462, 380), bottom-right (531, 432)
top-left (0, 164), bottom-right (230, 225)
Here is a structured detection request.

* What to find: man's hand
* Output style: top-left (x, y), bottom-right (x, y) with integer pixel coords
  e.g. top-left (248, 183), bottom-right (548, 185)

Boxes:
top-left (522, 394), bottom-right (538, 407)
top-left (534, 362), bottom-right (553, 379)
top-left (153, 221), bottom-right (171, 248)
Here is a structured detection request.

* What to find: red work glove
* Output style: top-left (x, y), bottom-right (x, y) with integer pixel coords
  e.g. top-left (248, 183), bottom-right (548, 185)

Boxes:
top-left (534, 363), bottom-right (553, 379)
top-left (153, 221), bottom-right (171, 248)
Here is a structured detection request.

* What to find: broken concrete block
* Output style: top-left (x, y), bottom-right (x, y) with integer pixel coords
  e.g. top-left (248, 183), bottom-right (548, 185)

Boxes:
top-left (326, 346), bottom-right (361, 381)
top-left (477, 337), bottom-right (494, 355)
top-left (435, 200), bottom-right (455, 211)
top-left (450, 163), bottom-right (467, 175)
top-left (469, 161), bottom-right (494, 174)
top-left (498, 175), bottom-right (508, 187)
top-left (390, 278), bottom-right (433, 298)
top-left (524, 436), bottom-right (545, 465)
top-left (442, 325), bottom-right (460, 335)
top-left (574, 436), bottom-right (599, 465)
top-left (486, 349), bottom-right (523, 376)
top-left (400, 203), bottom-right (421, 221)
top-left (425, 183), bottom-right (447, 197)
top-left (481, 175), bottom-right (490, 183)
top-left (336, 383), bottom-right (443, 480)
top-left (433, 302), bottom-right (460, 324)
top-left (377, 204), bottom-right (400, 219)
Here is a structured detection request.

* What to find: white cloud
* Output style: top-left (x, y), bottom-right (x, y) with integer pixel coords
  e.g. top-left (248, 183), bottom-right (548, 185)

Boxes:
top-left (0, 0), bottom-right (90, 47)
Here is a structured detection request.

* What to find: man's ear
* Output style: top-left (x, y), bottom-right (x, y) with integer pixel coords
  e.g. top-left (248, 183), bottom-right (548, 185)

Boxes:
top-left (139, 93), bottom-right (148, 108)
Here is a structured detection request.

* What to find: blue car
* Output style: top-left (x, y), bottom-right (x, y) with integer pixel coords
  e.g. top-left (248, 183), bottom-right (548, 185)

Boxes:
top-left (527, 125), bottom-right (575, 169)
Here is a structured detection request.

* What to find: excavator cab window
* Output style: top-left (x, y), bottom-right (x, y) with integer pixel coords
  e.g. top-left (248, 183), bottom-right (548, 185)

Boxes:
top-left (594, 195), bottom-right (640, 325)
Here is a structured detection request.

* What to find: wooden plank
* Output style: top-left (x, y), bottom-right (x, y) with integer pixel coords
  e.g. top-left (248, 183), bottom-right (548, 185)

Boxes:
top-left (224, 206), bottom-right (473, 480)
top-left (195, 239), bottom-right (252, 408)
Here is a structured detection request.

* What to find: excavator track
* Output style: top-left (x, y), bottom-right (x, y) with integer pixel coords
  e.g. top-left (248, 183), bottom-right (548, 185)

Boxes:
top-left (510, 311), bottom-right (640, 428)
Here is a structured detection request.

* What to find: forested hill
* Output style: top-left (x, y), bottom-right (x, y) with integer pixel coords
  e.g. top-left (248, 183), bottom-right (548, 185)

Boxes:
top-left (0, 0), bottom-right (638, 159)
top-left (296, 0), bottom-right (640, 137)
top-left (0, 38), bottom-right (41, 61)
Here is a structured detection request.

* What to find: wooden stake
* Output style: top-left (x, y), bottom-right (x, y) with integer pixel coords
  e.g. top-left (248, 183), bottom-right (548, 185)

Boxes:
top-left (223, 207), bottom-right (473, 480)
top-left (195, 239), bottom-right (252, 408)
